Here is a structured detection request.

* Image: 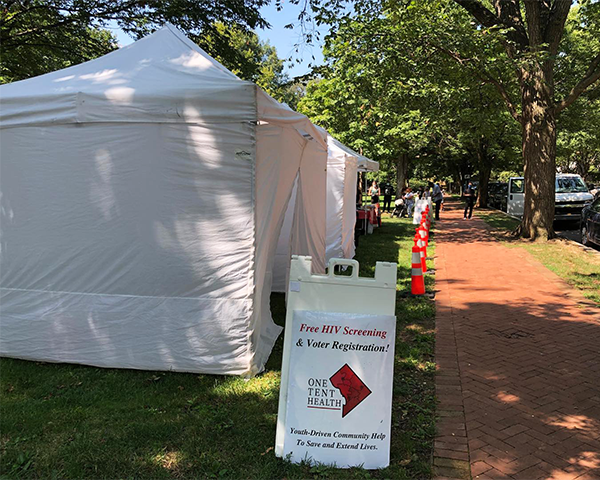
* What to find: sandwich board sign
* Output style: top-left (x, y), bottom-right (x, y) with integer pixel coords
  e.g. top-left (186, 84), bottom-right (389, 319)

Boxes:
top-left (275, 256), bottom-right (397, 469)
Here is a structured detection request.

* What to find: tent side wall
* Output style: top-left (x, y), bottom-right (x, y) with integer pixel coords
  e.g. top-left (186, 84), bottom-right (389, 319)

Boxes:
top-left (325, 146), bottom-right (346, 262)
top-left (269, 135), bottom-right (328, 293)
top-left (250, 124), bottom-right (307, 372)
top-left (0, 121), bottom-right (258, 375)
top-left (342, 156), bottom-right (359, 259)
top-left (291, 138), bottom-right (328, 275)
top-left (271, 179), bottom-right (297, 293)
top-left (0, 27), bottom-right (330, 376)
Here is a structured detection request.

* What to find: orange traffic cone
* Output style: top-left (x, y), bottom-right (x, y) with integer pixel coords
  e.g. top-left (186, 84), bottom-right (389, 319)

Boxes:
top-left (420, 219), bottom-right (430, 242)
top-left (415, 234), bottom-right (427, 273)
top-left (421, 210), bottom-right (430, 228)
top-left (411, 244), bottom-right (426, 295)
top-left (422, 216), bottom-right (431, 234)
top-left (418, 226), bottom-right (428, 256)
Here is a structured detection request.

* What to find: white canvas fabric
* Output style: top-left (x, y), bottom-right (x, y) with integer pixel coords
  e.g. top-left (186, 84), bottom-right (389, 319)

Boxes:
top-left (357, 156), bottom-right (379, 172)
top-left (0, 25), bottom-right (326, 376)
top-left (325, 136), bottom-right (360, 262)
top-left (271, 134), bottom-right (361, 293)
top-left (0, 26), bottom-right (254, 128)
top-left (272, 178), bottom-right (297, 294)
top-left (339, 146), bottom-right (360, 259)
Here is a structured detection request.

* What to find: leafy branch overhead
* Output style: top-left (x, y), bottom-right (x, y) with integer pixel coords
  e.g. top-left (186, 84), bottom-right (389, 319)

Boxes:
top-left (296, 0), bottom-right (599, 239)
top-left (0, 0), bottom-right (271, 82)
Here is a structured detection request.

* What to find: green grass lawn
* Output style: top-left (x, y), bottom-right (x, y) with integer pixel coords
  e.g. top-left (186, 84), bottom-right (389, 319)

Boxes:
top-left (476, 209), bottom-right (600, 306)
top-left (0, 215), bottom-right (436, 479)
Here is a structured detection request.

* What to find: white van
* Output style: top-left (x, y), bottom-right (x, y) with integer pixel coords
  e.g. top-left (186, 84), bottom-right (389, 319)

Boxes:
top-left (507, 174), bottom-right (594, 221)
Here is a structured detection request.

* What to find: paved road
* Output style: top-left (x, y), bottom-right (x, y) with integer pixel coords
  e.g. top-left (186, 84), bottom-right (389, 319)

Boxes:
top-left (555, 221), bottom-right (582, 244)
top-left (555, 222), bottom-right (600, 252)
top-left (433, 200), bottom-right (600, 480)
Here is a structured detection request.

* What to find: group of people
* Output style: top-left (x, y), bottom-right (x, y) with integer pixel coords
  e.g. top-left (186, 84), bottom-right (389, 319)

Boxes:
top-left (366, 178), bottom-right (480, 222)
top-left (368, 180), bottom-right (445, 221)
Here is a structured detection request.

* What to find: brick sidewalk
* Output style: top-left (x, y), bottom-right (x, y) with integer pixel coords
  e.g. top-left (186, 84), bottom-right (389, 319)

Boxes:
top-left (433, 201), bottom-right (600, 480)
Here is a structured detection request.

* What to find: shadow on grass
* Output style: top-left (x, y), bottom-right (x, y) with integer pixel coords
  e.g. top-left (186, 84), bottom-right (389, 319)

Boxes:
top-left (0, 215), bottom-right (436, 479)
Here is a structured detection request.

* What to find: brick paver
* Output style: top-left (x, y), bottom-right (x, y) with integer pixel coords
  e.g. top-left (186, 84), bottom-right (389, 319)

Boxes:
top-left (432, 201), bottom-right (600, 480)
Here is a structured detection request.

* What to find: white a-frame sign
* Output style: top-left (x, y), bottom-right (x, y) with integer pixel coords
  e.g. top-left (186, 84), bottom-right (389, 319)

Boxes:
top-left (275, 256), bottom-right (397, 469)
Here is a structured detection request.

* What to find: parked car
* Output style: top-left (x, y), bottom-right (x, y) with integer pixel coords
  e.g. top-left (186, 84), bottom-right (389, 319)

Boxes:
top-left (488, 182), bottom-right (508, 211)
top-left (581, 197), bottom-right (600, 247)
top-left (507, 174), bottom-right (594, 221)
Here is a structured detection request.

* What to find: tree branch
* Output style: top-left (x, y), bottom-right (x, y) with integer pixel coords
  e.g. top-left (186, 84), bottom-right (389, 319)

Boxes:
top-left (429, 41), bottom-right (522, 124)
top-left (544, 0), bottom-right (572, 55)
top-left (555, 53), bottom-right (600, 114)
top-left (485, 76), bottom-right (522, 123)
top-left (454, 0), bottom-right (528, 47)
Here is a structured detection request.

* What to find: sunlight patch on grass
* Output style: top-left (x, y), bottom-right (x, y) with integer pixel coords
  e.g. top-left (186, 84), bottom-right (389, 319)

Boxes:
top-left (153, 450), bottom-right (183, 471)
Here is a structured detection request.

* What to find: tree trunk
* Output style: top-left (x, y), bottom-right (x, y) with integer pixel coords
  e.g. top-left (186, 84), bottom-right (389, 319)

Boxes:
top-left (451, 171), bottom-right (463, 194)
top-left (575, 153), bottom-right (591, 181)
top-left (395, 152), bottom-right (409, 194)
top-left (476, 140), bottom-right (492, 208)
top-left (477, 163), bottom-right (492, 208)
top-left (520, 65), bottom-right (556, 240)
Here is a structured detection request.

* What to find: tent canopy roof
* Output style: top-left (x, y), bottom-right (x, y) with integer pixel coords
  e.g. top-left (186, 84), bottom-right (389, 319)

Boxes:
top-left (357, 156), bottom-right (379, 172)
top-left (0, 23), bottom-right (326, 149)
top-left (0, 25), bottom-right (256, 127)
top-left (319, 130), bottom-right (378, 172)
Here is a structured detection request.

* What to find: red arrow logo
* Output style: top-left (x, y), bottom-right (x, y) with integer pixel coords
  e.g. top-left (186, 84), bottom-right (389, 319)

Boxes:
top-left (329, 364), bottom-right (372, 418)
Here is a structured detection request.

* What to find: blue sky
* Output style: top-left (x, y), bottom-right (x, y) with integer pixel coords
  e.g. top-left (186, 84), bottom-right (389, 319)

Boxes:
top-left (109, 3), bottom-right (327, 78)
top-left (256, 2), bottom-right (327, 78)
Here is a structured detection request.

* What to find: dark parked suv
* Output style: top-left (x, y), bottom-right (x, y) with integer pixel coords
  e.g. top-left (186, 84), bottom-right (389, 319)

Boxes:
top-left (581, 197), bottom-right (600, 247)
top-left (488, 182), bottom-right (508, 211)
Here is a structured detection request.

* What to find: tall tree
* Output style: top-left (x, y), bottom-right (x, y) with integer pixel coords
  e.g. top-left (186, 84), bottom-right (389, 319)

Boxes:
top-left (297, 16), bottom-right (434, 191)
top-left (556, 94), bottom-right (600, 181)
top-left (1, 28), bottom-right (118, 84)
top-left (298, 8), bottom-right (521, 202)
top-left (296, 0), bottom-right (599, 239)
top-left (1, 0), bottom-right (269, 82)
top-left (406, 0), bottom-right (600, 239)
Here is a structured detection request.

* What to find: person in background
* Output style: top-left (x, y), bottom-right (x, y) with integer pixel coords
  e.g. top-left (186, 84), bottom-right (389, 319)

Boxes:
top-left (369, 180), bottom-right (381, 205)
top-left (432, 180), bottom-right (443, 220)
top-left (369, 180), bottom-right (381, 223)
top-left (404, 187), bottom-right (415, 216)
top-left (422, 184), bottom-right (431, 199)
top-left (463, 182), bottom-right (476, 219)
top-left (382, 181), bottom-right (394, 213)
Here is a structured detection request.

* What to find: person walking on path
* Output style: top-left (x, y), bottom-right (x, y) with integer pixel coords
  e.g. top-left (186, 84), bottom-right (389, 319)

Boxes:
top-left (432, 181), bottom-right (443, 220)
top-left (382, 181), bottom-right (394, 213)
top-left (463, 182), bottom-right (476, 219)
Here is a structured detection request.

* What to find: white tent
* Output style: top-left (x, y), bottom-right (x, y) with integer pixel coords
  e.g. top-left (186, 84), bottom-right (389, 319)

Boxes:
top-left (272, 134), bottom-right (369, 293)
top-left (325, 136), bottom-right (359, 261)
top-left (0, 24), bottom-right (328, 376)
top-left (357, 155), bottom-right (379, 173)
